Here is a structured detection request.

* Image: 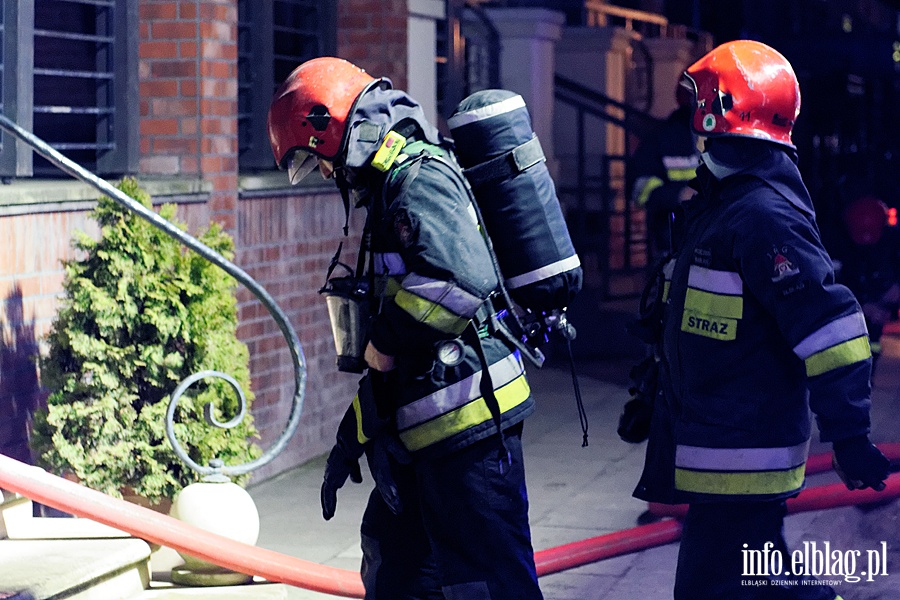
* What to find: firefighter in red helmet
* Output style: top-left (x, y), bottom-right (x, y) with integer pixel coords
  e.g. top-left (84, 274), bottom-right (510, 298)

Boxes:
top-left (622, 41), bottom-right (889, 599)
top-left (268, 57), bottom-right (543, 600)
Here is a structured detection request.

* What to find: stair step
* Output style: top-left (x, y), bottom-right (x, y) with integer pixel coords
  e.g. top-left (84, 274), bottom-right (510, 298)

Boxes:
top-left (1, 491), bottom-right (33, 539)
top-left (134, 580), bottom-right (288, 599)
top-left (1, 492), bottom-right (131, 541)
top-left (0, 537), bottom-right (151, 600)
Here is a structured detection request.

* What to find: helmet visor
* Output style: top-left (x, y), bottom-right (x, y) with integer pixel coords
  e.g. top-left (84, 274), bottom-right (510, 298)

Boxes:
top-left (288, 149), bottom-right (319, 185)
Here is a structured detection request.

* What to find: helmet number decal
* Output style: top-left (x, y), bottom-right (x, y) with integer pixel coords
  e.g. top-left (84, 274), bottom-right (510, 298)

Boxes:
top-left (308, 136), bottom-right (321, 148)
top-left (702, 114), bottom-right (717, 132)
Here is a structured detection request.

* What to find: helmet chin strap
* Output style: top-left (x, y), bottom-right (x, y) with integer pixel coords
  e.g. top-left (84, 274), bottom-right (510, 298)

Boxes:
top-left (335, 168), bottom-right (352, 236)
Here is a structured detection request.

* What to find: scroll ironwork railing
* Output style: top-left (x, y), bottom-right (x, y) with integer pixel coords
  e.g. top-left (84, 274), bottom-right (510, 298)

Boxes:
top-left (0, 114), bottom-right (306, 478)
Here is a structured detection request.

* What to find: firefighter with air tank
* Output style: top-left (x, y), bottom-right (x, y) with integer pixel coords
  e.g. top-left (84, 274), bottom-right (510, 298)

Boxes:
top-left (268, 57), bottom-right (581, 600)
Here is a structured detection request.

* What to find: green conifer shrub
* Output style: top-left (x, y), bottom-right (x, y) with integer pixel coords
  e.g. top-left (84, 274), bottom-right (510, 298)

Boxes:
top-left (32, 178), bottom-right (261, 503)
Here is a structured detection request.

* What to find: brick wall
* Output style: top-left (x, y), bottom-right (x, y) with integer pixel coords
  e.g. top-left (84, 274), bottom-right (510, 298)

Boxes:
top-left (236, 190), bottom-right (363, 482)
top-left (139, 0), bottom-right (238, 231)
top-left (338, 0), bottom-right (409, 90)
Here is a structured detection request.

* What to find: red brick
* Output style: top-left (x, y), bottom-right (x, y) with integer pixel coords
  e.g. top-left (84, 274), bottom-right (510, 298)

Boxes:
top-left (150, 21), bottom-right (197, 41)
top-left (141, 80), bottom-right (179, 97)
top-left (152, 137), bottom-right (198, 154)
top-left (140, 118), bottom-right (179, 136)
top-left (180, 41), bottom-right (199, 58)
top-left (180, 79), bottom-right (198, 97)
top-left (179, 2), bottom-right (197, 20)
top-left (151, 60), bottom-right (197, 78)
top-left (141, 40), bottom-right (180, 59)
top-left (140, 3), bottom-right (178, 20)
top-left (150, 98), bottom-right (197, 117)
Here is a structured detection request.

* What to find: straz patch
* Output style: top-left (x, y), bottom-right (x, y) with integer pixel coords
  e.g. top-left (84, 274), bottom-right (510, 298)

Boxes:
top-left (768, 245), bottom-right (800, 282)
top-left (681, 310), bottom-right (737, 341)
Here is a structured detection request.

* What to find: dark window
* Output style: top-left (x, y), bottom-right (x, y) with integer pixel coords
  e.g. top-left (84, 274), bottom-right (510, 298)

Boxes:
top-left (437, 1), bottom-right (500, 123)
top-left (0, 0), bottom-right (137, 178)
top-left (238, 0), bottom-right (336, 171)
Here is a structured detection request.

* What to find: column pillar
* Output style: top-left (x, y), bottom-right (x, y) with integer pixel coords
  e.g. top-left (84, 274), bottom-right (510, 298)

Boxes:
top-left (485, 8), bottom-right (565, 170)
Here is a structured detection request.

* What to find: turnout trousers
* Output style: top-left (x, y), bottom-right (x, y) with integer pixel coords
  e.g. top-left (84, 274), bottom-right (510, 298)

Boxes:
top-left (360, 424), bottom-right (543, 600)
top-left (675, 501), bottom-right (839, 600)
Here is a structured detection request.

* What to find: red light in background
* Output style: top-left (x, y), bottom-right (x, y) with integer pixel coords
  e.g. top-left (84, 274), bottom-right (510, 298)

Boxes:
top-left (888, 208), bottom-right (898, 227)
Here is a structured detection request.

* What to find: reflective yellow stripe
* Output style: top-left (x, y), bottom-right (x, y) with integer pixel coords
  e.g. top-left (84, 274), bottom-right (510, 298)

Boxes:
top-left (805, 335), bottom-right (871, 377)
top-left (635, 176), bottom-right (664, 207)
top-left (675, 464), bottom-right (805, 495)
top-left (399, 374), bottom-right (531, 452)
top-left (666, 167), bottom-right (696, 181)
top-left (684, 287), bottom-right (743, 318)
top-left (395, 289), bottom-right (470, 335)
top-left (662, 280), bottom-right (670, 302)
top-left (794, 313), bottom-right (868, 359)
top-left (352, 395), bottom-right (369, 445)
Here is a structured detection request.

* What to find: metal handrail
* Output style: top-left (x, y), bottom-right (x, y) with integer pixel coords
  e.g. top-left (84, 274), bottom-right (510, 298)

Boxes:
top-left (554, 76), bottom-right (658, 298)
top-left (585, 0), bottom-right (668, 35)
top-left (0, 114), bottom-right (307, 478)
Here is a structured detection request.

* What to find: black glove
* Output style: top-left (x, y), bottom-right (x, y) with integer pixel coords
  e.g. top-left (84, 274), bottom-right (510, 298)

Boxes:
top-left (618, 398), bottom-right (653, 443)
top-left (321, 443), bottom-right (363, 520)
top-left (832, 435), bottom-right (890, 491)
top-left (320, 373), bottom-right (396, 520)
top-left (618, 357), bottom-right (657, 443)
top-left (365, 435), bottom-right (410, 516)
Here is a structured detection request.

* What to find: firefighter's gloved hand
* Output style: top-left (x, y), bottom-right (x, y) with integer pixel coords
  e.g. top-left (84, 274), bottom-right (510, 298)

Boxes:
top-left (320, 374), bottom-right (394, 520)
top-left (365, 435), bottom-right (410, 516)
top-left (832, 435), bottom-right (890, 492)
top-left (321, 443), bottom-right (363, 520)
top-left (618, 397), bottom-right (653, 443)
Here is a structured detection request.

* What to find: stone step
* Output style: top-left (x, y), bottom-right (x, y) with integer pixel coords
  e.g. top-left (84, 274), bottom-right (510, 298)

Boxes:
top-left (134, 580), bottom-right (288, 599)
top-left (1, 493), bottom-right (131, 541)
top-left (139, 546), bottom-right (288, 599)
top-left (0, 537), bottom-right (151, 600)
top-left (1, 492), bottom-right (288, 599)
top-left (1, 490), bottom-right (33, 539)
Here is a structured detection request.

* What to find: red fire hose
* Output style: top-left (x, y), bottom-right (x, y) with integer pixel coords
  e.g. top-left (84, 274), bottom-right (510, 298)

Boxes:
top-left (2, 447), bottom-right (899, 597)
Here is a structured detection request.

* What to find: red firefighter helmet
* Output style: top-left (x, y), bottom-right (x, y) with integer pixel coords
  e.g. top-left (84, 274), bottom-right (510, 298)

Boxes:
top-left (843, 196), bottom-right (888, 246)
top-left (683, 40), bottom-right (800, 148)
top-left (267, 57), bottom-right (385, 182)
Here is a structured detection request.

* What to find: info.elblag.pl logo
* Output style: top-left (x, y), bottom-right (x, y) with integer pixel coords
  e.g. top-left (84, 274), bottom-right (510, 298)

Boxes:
top-left (741, 541), bottom-right (889, 585)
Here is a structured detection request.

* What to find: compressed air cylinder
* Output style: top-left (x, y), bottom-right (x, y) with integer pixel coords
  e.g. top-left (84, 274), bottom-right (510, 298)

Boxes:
top-left (448, 89), bottom-right (582, 313)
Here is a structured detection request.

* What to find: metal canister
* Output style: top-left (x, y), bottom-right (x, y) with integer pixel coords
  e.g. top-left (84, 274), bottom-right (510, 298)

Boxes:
top-left (320, 276), bottom-right (371, 373)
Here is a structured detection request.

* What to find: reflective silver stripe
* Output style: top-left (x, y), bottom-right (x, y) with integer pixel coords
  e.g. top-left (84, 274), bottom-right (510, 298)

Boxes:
top-left (687, 265), bottom-right (743, 295)
top-left (663, 259), bottom-right (675, 280)
top-left (401, 273), bottom-right (484, 318)
top-left (396, 351), bottom-right (525, 430)
top-left (447, 94), bottom-right (526, 129)
top-left (676, 440), bottom-right (809, 471)
top-left (466, 201), bottom-right (479, 225)
top-left (373, 252), bottom-right (406, 276)
top-left (505, 254), bottom-right (581, 289)
top-left (662, 155), bottom-right (700, 169)
top-left (793, 312), bottom-right (869, 359)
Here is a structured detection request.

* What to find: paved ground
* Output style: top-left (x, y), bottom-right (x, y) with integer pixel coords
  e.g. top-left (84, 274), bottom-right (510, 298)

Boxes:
top-left (246, 300), bottom-right (900, 599)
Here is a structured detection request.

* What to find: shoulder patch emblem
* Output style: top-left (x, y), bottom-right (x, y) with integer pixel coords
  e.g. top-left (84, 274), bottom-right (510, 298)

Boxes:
top-left (769, 245), bottom-right (800, 282)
